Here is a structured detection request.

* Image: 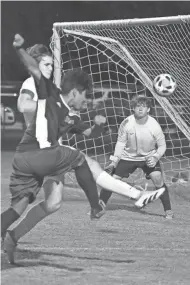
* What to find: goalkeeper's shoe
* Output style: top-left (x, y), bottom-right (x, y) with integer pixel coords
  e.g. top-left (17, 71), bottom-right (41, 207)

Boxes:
top-left (90, 203), bottom-right (106, 221)
top-left (135, 187), bottom-right (165, 209)
top-left (4, 231), bottom-right (17, 264)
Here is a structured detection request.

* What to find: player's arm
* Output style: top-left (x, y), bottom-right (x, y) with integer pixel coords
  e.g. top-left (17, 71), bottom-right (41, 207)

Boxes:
top-left (61, 112), bottom-right (106, 138)
top-left (17, 89), bottom-right (37, 113)
top-left (13, 34), bottom-right (41, 84)
top-left (111, 119), bottom-right (129, 164)
top-left (82, 115), bottom-right (106, 137)
top-left (153, 123), bottom-right (166, 161)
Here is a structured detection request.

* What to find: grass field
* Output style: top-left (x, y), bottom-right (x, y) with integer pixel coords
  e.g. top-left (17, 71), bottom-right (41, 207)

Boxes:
top-left (1, 150), bottom-right (190, 285)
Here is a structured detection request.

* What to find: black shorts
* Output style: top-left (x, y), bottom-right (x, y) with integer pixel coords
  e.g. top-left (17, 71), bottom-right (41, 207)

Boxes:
top-left (114, 159), bottom-right (162, 179)
top-left (9, 145), bottom-right (85, 205)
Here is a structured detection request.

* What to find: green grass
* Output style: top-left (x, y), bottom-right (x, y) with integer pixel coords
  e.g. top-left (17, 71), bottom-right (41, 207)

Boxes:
top-left (1, 151), bottom-right (190, 285)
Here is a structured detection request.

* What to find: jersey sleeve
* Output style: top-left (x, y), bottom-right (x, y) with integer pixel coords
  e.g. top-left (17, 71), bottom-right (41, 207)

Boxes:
top-left (19, 77), bottom-right (37, 101)
top-left (117, 118), bottom-right (129, 143)
top-left (152, 120), bottom-right (166, 160)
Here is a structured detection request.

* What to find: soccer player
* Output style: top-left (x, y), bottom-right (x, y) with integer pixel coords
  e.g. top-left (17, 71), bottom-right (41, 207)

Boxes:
top-left (2, 35), bottom-right (165, 264)
top-left (99, 95), bottom-right (173, 219)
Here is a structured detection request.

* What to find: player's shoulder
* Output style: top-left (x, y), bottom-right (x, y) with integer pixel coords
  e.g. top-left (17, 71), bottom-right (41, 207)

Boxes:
top-left (148, 115), bottom-right (160, 125)
top-left (21, 76), bottom-right (35, 88)
top-left (147, 115), bottom-right (162, 130)
top-left (121, 115), bottom-right (134, 125)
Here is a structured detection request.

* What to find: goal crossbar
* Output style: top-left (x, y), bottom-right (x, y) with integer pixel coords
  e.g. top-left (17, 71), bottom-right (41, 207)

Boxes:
top-left (53, 15), bottom-right (190, 29)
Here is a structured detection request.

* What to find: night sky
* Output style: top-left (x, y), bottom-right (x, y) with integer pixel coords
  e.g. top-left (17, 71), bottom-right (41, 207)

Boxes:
top-left (2, 1), bottom-right (190, 81)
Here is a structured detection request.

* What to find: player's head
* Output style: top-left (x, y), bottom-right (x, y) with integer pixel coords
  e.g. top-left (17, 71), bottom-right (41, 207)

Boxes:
top-left (26, 44), bottom-right (53, 79)
top-left (131, 95), bottom-right (152, 119)
top-left (60, 69), bottom-right (93, 110)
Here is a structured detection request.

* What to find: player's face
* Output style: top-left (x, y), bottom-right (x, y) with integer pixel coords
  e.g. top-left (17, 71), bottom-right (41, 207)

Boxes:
top-left (133, 103), bottom-right (150, 119)
top-left (39, 56), bottom-right (53, 79)
top-left (73, 90), bottom-right (88, 110)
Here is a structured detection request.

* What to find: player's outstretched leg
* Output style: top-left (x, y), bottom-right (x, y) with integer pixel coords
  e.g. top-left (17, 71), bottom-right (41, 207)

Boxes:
top-left (75, 160), bottom-right (105, 220)
top-left (134, 186), bottom-right (165, 208)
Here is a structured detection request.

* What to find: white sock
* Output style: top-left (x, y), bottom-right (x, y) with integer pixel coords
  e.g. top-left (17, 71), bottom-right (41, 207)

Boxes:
top-left (96, 171), bottom-right (141, 199)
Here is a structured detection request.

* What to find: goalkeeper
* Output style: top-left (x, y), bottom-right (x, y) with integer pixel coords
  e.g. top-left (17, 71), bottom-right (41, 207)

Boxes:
top-left (99, 95), bottom-right (173, 219)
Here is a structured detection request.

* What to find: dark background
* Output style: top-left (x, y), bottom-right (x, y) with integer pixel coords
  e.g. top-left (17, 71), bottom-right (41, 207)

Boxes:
top-left (1, 1), bottom-right (190, 81)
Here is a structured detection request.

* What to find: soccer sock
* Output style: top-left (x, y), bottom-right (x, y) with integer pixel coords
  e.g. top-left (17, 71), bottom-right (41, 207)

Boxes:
top-left (99, 188), bottom-right (113, 205)
top-left (158, 184), bottom-right (171, 211)
top-left (75, 160), bottom-right (101, 209)
top-left (96, 172), bottom-right (141, 200)
top-left (9, 201), bottom-right (47, 242)
top-left (1, 208), bottom-right (20, 238)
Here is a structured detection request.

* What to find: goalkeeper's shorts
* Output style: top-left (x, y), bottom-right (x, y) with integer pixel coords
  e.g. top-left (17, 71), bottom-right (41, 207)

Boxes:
top-left (114, 159), bottom-right (162, 179)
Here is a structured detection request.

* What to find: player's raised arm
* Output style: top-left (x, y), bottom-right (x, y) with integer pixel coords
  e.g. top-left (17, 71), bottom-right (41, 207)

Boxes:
top-left (13, 34), bottom-right (41, 83)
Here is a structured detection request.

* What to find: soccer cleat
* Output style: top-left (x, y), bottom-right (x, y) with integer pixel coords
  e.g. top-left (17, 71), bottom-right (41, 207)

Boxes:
top-left (4, 231), bottom-right (17, 264)
top-left (90, 203), bottom-right (106, 221)
top-left (135, 187), bottom-right (165, 209)
top-left (165, 210), bottom-right (174, 220)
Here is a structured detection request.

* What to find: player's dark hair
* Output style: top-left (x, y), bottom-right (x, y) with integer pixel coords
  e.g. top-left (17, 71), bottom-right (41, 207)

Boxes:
top-left (131, 95), bottom-right (152, 109)
top-left (60, 69), bottom-right (93, 97)
top-left (26, 44), bottom-right (52, 63)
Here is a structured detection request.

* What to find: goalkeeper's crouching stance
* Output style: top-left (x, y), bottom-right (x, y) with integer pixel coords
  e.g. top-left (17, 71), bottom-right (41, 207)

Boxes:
top-left (99, 95), bottom-right (173, 219)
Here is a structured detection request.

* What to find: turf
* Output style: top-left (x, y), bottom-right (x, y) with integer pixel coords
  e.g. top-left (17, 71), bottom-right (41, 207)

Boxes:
top-left (1, 151), bottom-right (190, 285)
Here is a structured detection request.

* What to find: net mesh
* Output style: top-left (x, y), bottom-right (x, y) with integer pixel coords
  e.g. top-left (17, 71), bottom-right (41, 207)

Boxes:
top-left (51, 16), bottom-right (190, 186)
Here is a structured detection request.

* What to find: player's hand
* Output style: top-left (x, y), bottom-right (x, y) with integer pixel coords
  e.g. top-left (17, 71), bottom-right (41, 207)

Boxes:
top-left (13, 34), bottom-right (25, 48)
top-left (104, 162), bottom-right (116, 175)
top-left (145, 156), bottom-right (158, 168)
top-left (94, 115), bottom-right (106, 125)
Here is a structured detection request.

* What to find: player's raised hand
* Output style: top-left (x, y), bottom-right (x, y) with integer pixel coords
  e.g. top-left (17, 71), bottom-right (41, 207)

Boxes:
top-left (13, 34), bottom-right (25, 48)
top-left (94, 115), bottom-right (106, 125)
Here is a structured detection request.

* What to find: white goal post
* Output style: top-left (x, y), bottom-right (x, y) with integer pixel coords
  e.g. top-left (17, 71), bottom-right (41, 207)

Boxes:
top-left (51, 15), bottom-right (190, 185)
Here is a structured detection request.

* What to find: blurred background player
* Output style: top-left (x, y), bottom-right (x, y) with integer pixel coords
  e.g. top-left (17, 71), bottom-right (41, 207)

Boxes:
top-left (99, 95), bottom-right (173, 219)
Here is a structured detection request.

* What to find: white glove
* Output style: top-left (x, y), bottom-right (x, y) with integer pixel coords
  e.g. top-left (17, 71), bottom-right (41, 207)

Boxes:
top-left (145, 156), bottom-right (158, 168)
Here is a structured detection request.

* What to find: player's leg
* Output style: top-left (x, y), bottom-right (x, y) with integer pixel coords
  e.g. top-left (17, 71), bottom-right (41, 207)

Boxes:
top-left (1, 196), bottom-right (29, 240)
top-left (46, 146), bottom-right (105, 220)
top-left (1, 152), bottom-right (41, 239)
top-left (147, 167), bottom-right (173, 219)
top-left (86, 157), bottom-right (165, 208)
top-left (6, 179), bottom-right (64, 251)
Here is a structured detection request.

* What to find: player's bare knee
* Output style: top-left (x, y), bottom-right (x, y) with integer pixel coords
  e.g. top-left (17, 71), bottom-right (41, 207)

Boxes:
top-left (44, 199), bottom-right (62, 214)
top-left (150, 171), bottom-right (164, 188)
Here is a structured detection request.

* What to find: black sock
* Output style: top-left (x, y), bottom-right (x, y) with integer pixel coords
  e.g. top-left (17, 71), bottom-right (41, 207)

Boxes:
top-left (99, 188), bottom-right (112, 205)
top-left (75, 160), bottom-right (101, 210)
top-left (1, 208), bottom-right (20, 238)
top-left (158, 184), bottom-right (171, 211)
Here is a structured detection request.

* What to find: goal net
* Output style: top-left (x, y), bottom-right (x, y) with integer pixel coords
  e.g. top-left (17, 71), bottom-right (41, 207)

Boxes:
top-left (50, 15), bottom-right (190, 187)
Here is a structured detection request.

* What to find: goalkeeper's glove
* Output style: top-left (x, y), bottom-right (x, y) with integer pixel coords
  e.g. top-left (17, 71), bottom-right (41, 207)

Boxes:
top-left (104, 155), bottom-right (119, 175)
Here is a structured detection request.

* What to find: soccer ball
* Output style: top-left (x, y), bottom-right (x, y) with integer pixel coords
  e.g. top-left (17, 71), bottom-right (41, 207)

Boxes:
top-left (153, 74), bottom-right (177, 97)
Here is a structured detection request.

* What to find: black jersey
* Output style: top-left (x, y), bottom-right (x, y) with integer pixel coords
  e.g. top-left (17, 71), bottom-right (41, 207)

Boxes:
top-left (16, 75), bottom-right (89, 152)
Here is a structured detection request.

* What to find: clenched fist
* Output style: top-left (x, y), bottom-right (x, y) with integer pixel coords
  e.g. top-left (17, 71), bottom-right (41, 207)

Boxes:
top-left (13, 34), bottom-right (25, 48)
top-left (94, 115), bottom-right (106, 125)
